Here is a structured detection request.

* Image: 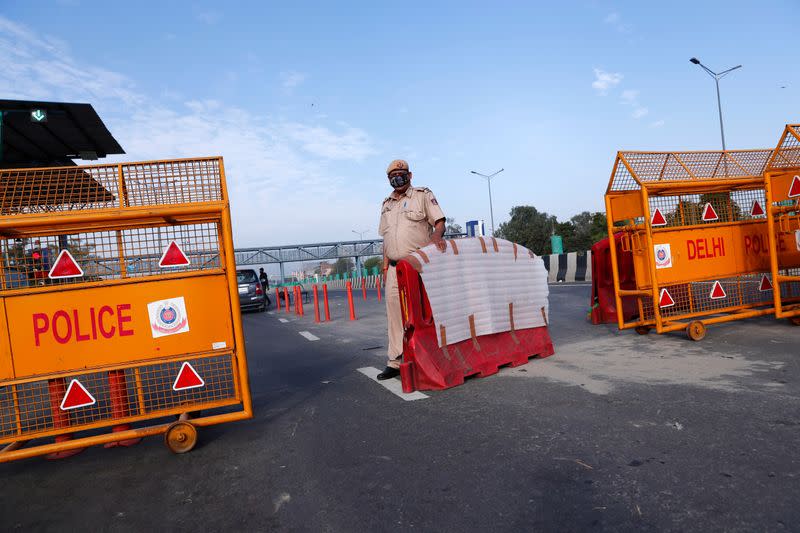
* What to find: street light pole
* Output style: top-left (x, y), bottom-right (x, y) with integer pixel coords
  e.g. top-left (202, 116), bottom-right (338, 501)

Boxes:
top-left (470, 168), bottom-right (504, 235)
top-left (351, 229), bottom-right (369, 276)
top-left (689, 57), bottom-right (741, 152)
top-left (351, 229), bottom-right (368, 241)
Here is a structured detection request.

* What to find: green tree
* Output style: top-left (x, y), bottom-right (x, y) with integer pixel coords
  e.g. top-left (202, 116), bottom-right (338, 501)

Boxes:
top-left (554, 220), bottom-right (576, 250)
top-left (494, 206), bottom-right (557, 255)
top-left (700, 192), bottom-right (741, 223)
top-left (664, 194), bottom-right (741, 226)
top-left (363, 256), bottom-right (382, 272)
top-left (333, 257), bottom-right (354, 275)
top-left (445, 217), bottom-right (463, 235)
top-left (665, 200), bottom-right (700, 227)
top-left (564, 211), bottom-right (607, 251)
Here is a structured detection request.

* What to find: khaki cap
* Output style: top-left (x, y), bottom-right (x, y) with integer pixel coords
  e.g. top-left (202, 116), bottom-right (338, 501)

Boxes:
top-left (386, 159), bottom-right (409, 175)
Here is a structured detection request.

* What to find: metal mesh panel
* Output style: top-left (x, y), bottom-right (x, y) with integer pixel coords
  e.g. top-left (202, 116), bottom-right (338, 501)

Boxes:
top-left (779, 268), bottom-right (800, 301)
top-left (0, 158), bottom-right (222, 215)
top-left (609, 156), bottom-right (639, 191)
top-left (0, 166), bottom-right (120, 215)
top-left (0, 223), bottom-right (221, 290)
top-left (0, 354), bottom-right (236, 440)
top-left (730, 151), bottom-right (777, 176)
top-left (122, 224), bottom-right (221, 278)
top-left (674, 152), bottom-right (728, 179)
top-left (768, 125), bottom-right (800, 170)
top-left (612, 150), bottom-right (772, 190)
top-left (135, 356), bottom-right (235, 413)
top-left (0, 381), bottom-right (52, 436)
top-left (648, 190), bottom-right (767, 228)
top-left (122, 159), bottom-right (223, 206)
top-left (657, 275), bottom-right (773, 320)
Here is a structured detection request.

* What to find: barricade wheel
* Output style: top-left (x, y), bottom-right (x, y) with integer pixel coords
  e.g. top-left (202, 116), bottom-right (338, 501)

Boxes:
top-left (789, 317), bottom-right (800, 326)
top-left (635, 326), bottom-right (651, 335)
top-left (165, 421), bottom-right (197, 454)
top-left (687, 321), bottom-right (706, 341)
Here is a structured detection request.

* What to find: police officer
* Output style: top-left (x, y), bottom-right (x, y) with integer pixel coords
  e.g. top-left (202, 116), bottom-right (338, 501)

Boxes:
top-left (259, 267), bottom-right (272, 307)
top-left (377, 159), bottom-right (446, 380)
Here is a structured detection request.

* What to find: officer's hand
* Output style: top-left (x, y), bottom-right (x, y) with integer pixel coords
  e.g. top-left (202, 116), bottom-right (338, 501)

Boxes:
top-left (430, 235), bottom-right (447, 253)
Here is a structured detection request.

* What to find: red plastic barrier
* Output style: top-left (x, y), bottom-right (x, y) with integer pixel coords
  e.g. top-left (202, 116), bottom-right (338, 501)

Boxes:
top-left (395, 260), bottom-right (554, 392)
top-left (590, 233), bottom-right (637, 324)
top-left (346, 281), bottom-right (356, 320)
top-left (313, 285), bottom-right (321, 323)
top-left (323, 284), bottom-right (331, 321)
top-left (297, 286), bottom-right (304, 316)
top-left (104, 370), bottom-right (141, 448)
top-left (46, 378), bottom-right (84, 459)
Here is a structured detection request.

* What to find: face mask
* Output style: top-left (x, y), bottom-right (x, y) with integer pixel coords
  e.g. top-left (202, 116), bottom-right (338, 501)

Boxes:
top-left (389, 173), bottom-right (409, 189)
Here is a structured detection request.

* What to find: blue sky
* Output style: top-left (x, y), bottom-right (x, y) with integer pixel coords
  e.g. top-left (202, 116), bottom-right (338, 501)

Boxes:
top-left (2, 1), bottom-right (798, 247)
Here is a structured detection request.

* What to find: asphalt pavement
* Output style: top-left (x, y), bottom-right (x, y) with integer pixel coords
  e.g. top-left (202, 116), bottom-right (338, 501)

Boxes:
top-left (1, 285), bottom-right (799, 532)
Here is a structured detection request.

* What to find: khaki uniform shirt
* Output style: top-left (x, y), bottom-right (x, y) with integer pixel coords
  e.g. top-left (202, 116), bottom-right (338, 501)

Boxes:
top-left (379, 186), bottom-right (445, 261)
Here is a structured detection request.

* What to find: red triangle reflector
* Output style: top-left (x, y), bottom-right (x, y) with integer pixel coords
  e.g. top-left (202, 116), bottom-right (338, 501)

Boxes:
top-left (659, 288), bottom-right (675, 308)
top-left (60, 379), bottom-right (96, 410)
top-left (750, 200), bottom-right (765, 217)
top-left (48, 250), bottom-right (84, 279)
top-left (159, 241), bottom-right (190, 268)
top-left (759, 274), bottom-right (773, 292)
top-left (701, 203), bottom-right (719, 222)
top-left (173, 362), bottom-right (205, 391)
top-left (709, 280), bottom-right (727, 300)
top-left (651, 208), bottom-right (667, 227)
top-left (789, 175), bottom-right (800, 198)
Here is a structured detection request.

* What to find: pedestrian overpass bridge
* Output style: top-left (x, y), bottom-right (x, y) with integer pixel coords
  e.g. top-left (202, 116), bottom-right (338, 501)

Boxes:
top-left (234, 239), bottom-right (384, 280)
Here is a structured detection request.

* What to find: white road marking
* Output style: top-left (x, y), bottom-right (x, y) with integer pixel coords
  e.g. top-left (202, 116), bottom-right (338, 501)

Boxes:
top-left (268, 311), bottom-right (275, 315)
top-left (299, 331), bottom-right (320, 341)
top-left (278, 318), bottom-right (289, 323)
top-left (357, 367), bottom-right (429, 401)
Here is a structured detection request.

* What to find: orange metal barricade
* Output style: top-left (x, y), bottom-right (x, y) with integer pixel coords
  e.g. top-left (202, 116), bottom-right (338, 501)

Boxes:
top-left (0, 157), bottom-right (252, 462)
top-left (764, 124), bottom-right (800, 323)
top-left (604, 146), bottom-right (800, 339)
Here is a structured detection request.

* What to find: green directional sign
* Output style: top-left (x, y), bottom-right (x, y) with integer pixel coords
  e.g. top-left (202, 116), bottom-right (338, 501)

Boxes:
top-left (30, 109), bottom-right (47, 123)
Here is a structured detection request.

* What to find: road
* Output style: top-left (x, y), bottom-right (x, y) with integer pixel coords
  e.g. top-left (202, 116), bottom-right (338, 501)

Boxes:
top-left (1, 285), bottom-right (798, 531)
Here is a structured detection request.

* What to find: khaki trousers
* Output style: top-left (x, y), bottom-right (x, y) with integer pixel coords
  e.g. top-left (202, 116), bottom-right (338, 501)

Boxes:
top-left (385, 265), bottom-right (403, 368)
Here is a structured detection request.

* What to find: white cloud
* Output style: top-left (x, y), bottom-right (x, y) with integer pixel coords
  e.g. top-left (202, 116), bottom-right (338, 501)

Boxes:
top-left (0, 16), bottom-right (380, 246)
top-left (649, 120), bottom-right (665, 128)
top-left (283, 124), bottom-right (374, 160)
top-left (0, 16), bottom-right (142, 106)
top-left (195, 11), bottom-right (221, 25)
top-left (619, 89), bottom-right (648, 119)
top-left (621, 89), bottom-right (639, 103)
top-left (592, 67), bottom-right (660, 123)
top-left (592, 69), bottom-right (623, 94)
top-left (603, 12), bottom-right (630, 33)
top-left (280, 71), bottom-right (307, 91)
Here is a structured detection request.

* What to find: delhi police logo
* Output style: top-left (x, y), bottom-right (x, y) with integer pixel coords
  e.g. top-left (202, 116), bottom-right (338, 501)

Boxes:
top-left (160, 305), bottom-right (177, 325)
top-left (654, 244), bottom-right (672, 269)
top-left (153, 301), bottom-right (187, 334)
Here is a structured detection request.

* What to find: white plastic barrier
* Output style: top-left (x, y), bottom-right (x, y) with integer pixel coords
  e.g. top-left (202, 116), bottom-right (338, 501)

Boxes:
top-left (407, 237), bottom-right (549, 347)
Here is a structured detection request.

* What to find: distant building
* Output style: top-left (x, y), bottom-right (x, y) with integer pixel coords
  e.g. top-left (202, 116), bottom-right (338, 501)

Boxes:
top-left (318, 261), bottom-right (334, 276)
